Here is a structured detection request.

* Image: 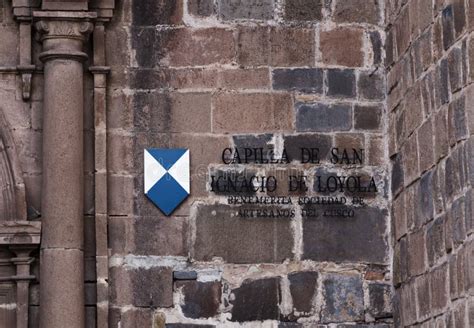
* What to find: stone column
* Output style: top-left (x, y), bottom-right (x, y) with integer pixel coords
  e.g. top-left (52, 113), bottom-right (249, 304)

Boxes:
top-left (34, 11), bottom-right (95, 328)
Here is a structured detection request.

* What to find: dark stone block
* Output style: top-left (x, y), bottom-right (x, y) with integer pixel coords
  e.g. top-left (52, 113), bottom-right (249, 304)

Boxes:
top-left (438, 59), bottom-right (450, 104)
top-left (321, 274), bottom-right (364, 323)
top-left (219, 0), bottom-right (274, 20)
top-left (452, 0), bottom-right (466, 36)
top-left (132, 0), bottom-right (183, 26)
top-left (272, 68), bottom-right (323, 93)
top-left (288, 271), bottom-right (318, 315)
top-left (131, 267), bottom-right (173, 307)
top-left (451, 95), bottom-right (468, 141)
top-left (448, 47), bottom-right (463, 93)
top-left (231, 278), bottom-right (280, 322)
top-left (354, 104), bottom-right (383, 130)
top-left (296, 103), bottom-right (352, 132)
top-left (131, 28), bottom-right (174, 68)
top-left (427, 216), bottom-right (446, 266)
top-left (327, 69), bottom-right (356, 98)
top-left (188, 0), bottom-right (215, 17)
top-left (370, 31), bottom-right (382, 65)
top-left (176, 281), bottom-right (221, 319)
top-left (283, 134), bottom-right (332, 163)
top-left (284, 0), bottom-right (323, 21)
top-left (173, 271), bottom-right (198, 280)
top-left (358, 71), bottom-right (384, 100)
top-left (385, 28), bottom-right (395, 67)
top-left (193, 204), bottom-right (294, 263)
top-left (442, 5), bottom-right (455, 50)
top-left (130, 69), bottom-right (169, 90)
top-left (232, 134), bottom-right (274, 163)
top-left (420, 171), bottom-right (434, 222)
top-left (368, 283), bottom-right (392, 319)
top-left (391, 153), bottom-right (404, 196)
top-left (302, 206), bottom-right (388, 263)
top-left (451, 197), bottom-right (466, 247)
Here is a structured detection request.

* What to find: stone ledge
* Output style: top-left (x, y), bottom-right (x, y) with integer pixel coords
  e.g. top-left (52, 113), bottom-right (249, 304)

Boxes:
top-left (0, 221), bottom-right (41, 245)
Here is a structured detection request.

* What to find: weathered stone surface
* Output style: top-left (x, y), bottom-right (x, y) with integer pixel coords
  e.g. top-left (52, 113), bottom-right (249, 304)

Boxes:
top-left (213, 93), bottom-right (293, 133)
top-left (283, 133), bottom-right (333, 163)
top-left (231, 278), bottom-right (280, 322)
top-left (443, 5), bottom-right (455, 50)
top-left (132, 0), bottom-right (183, 26)
top-left (296, 103), bottom-right (352, 132)
top-left (358, 71), bottom-right (385, 100)
top-left (173, 271), bottom-right (198, 280)
top-left (320, 28), bottom-right (364, 67)
top-left (327, 69), bottom-right (356, 98)
top-left (176, 281), bottom-right (221, 319)
top-left (232, 134), bottom-right (274, 163)
top-left (288, 271), bottom-right (318, 315)
top-left (427, 216), bottom-right (446, 266)
top-left (283, 0), bottom-right (323, 21)
top-left (110, 266), bottom-right (173, 307)
top-left (368, 283), bottom-right (392, 319)
top-left (321, 274), bottom-right (364, 323)
top-left (188, 0), bottom-right (215, 17)
top-left (193, 204), bottom-right (294, 263)
top-left (354, 104), bottom-right (383, 130)
top-left (166, 324), bottom-right (215, 328)
top-left (333, 0), bottom-right (380, 25)
top-left (219, 0), bottom-right (274, 20)
top-left (272, 68), bottom-right (323, 93)
top-left (237, 27), bottom-right (315, 67)
top-left (303, 206), bottom-right (388, 263)
top-left (430, 263), bottom-right (448, 314)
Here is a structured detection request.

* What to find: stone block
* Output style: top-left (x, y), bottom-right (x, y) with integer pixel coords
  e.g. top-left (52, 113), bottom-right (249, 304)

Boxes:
top-left (408, 229), bottom-right (427, 277)
top-left (231, 277), bottom-right (280, 322)
top-left (132, 92), bottom-right (212, 133)
top-left (193, 204), bottom-right (294, 263)
top-left (176, 281), bottom-right (221, 319)
top-left (333, 0), bottom-right (380, 25)
top-left (108, 174), bottom-right (135, 216)
top-left (220, 68), bottom-right (270, 89)
top-left (391, 153), bottom-right (404, 196)
top-left (283, 133), bottom-right (333, 163)
top-left (368, 283), bottom-right (392, 319)
top-left (370, 31), bottom-right (383, 65)
top-left (232, 134), bottom-right (274, 163)
top-left (427, 216), bottom-right (446, 267)
top-left (237, 27), bottom-right (315, 67)
top-left (393, 193), bottom-right (407, 241)
top-left (120, 308), bottom-right (153, 328)
top-left (302, 206), bottom-right (388, 263)
top-left (134, 216), bottom-right (188, 256)
top-left (188, 0), bottom-right (215, 17)
top-left (288, 271), bottom-right (318, 315)
top-left (368, 135), bottom-right (384, 166)
top-left (320, 28), bottom-right (364, 67)
top-left (395, 7), bottom-right (410, 57)
top-left (321, 273), bottom-right (364, 323)
top-left (327, 69), bottom-right (356, 98)
top-left (109, 266), bottom-right (173, 307)
top-left (272, 68), bottom-right (323, 93)
top-left (354, 104), bottom-right (383, 131)
top-left (132, 0), bottom-right (183, 26)
top-left (401, 133), bottom-right (419, 185)
top-left (283, 0), bottom-right (323, 21)
top-left (416, 275), bottom-right (431, 320)
top-left (443, 5), bottom-right (455, 50)
top-left (358, 71), bottom-right (385, 100)
top-left (430, 263), bottom-right (449, 314)
top-left (296, 102), bottom-right (352, 132)
top-left (165, 28), bottom-right (234, 66)
top-left (448, 47), bottom-right (463, 93)
top-left (218, 0), bottom-right (274, 20)
top-left (213, 92), bottom-right (293, 133)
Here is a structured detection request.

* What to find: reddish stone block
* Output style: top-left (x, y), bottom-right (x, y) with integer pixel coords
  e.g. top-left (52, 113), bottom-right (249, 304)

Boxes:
top-left (213, 92), bottom-right (293, 133)
top-left (320, 27), bottom-right (364, 67)
top-left (333, 0), bottom-right (380, 25)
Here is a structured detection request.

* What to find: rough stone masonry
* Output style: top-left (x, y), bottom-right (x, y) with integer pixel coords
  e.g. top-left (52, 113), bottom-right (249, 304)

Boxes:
top-left (0, 0), bottom-right (471, 327)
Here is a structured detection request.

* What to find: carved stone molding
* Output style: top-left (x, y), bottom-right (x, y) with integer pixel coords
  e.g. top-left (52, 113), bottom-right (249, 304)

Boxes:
top-left (35, 19), bottom-right (94, 42)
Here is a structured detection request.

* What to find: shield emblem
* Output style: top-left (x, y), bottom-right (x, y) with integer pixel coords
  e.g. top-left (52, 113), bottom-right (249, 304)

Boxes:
top-left (144, 148), bottom-right (190, 216)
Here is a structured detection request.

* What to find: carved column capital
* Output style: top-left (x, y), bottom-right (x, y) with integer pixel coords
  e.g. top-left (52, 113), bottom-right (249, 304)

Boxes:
top-left (33, 11), bottom-right (97, 62)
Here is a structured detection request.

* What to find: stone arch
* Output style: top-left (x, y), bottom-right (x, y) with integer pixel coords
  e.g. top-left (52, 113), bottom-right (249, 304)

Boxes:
top-left (0, 108), bottom-right (27, 221)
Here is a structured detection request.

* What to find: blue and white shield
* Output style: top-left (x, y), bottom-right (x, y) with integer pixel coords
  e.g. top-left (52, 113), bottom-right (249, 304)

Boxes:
top-left (144, 148), bottom-right (190, 216)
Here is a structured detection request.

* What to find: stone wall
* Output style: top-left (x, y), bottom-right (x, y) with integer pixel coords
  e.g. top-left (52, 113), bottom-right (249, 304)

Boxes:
top-left (107, 0), bottom-right (392, 326)
top-left (387, 0), bottom-right (474, 326)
